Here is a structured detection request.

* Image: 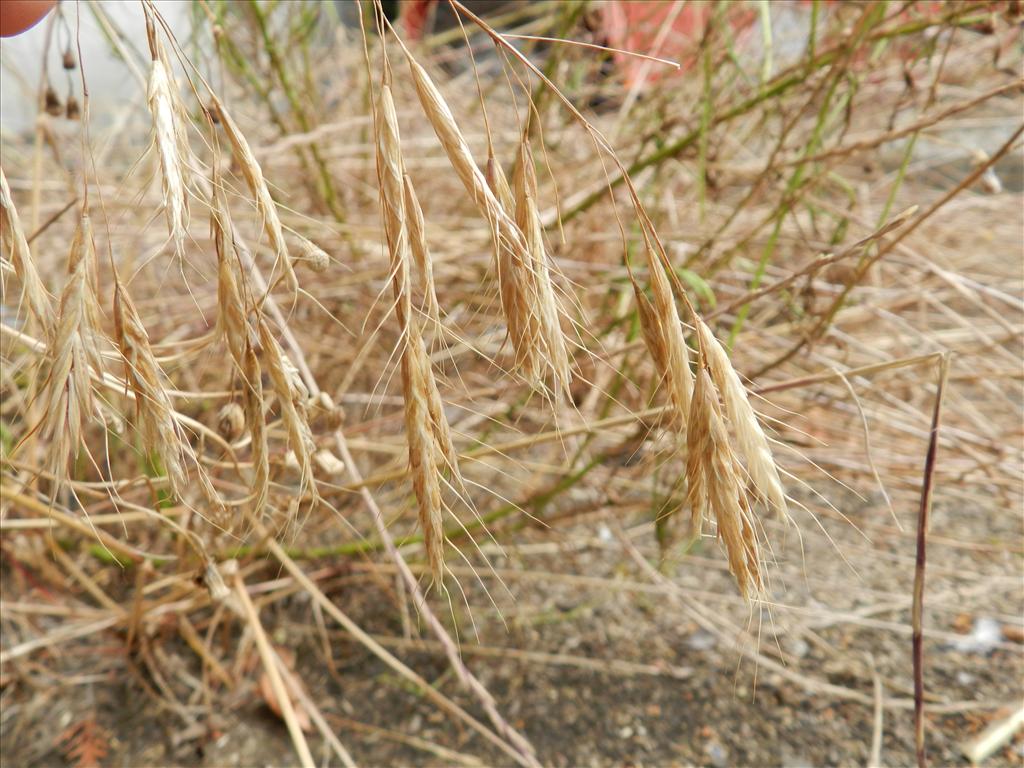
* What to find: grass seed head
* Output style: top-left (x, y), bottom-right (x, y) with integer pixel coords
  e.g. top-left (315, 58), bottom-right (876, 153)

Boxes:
top-left (259, 321), bottom-right (316, 502)
top-left (0, 166), bottom-right (53, 337)
top-left (486, 155), bottom-right (540, 380)
top-left (375, 83), bottom-right (413, 328)
top-left (40, 213), bottom-right (104, 486)
top-left (242, 338), bottom-right (269, 516)
top-left (512, 141), bottom-right (572, 395)
top-left (645, 248), bottom-right (693, 427)
top-left (146, 55), bottom-right (189, 258)
top-left (113, 280), bottom-right (223, 517)
top-left (402, 173), bottom-right (441, 326)
top-left (690, 367), bottom-right (763, 598)
top-left (212, 179), bottom-right (249, 370)
top-left (697, 318), bottom-right (788, 519)
top-left (211, 95), bottom-right (297, 294)
top-left (296, 236), bottom-right (329, 274)
top-left (401, 321), bottom-right (446, 583)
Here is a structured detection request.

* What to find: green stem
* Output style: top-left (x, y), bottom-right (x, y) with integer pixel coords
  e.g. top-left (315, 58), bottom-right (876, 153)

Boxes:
top-left (555, 5), bottom-right (992, 226)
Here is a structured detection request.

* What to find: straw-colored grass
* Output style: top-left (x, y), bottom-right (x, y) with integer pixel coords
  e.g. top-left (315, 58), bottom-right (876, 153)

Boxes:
top-left (1, 1), bottom-right (1020, 765)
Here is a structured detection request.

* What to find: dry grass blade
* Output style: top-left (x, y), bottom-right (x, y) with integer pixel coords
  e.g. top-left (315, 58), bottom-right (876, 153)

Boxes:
top-left (913, 354), bottom-right (951, 768)
top-left (697, 319), bottom-right (788, 519)
top-left (228, 562), bottom-right (316, 768)
top-left (0, 166), bottom-right (52, 336)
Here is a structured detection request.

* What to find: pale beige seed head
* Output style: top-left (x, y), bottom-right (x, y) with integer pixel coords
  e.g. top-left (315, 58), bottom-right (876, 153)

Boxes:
top-left (114, 280), bottom-right (224, 515)
top-left (146, 56), bottom-right (189, 257)
top-left (696, 319), bottom-right (788, 519)
top-left (296, 236), bottom-right (329, 273)
top-left (114, 281), bottom-right (185, 493)
top-left (691, 367), bottom-right (763, 598)
top-left (211, 181), bottom-right (248, 370)
top-left (486, 157), bottom-right (540, 379)
top-left (402, 174), bottom-right (440, 325)
top-left (404, 54), bottom-right (527, 261)
top-left (645, 247), bottom-right (693, 425)
top-left (401, 322), bottom-right (446, 583)
top-left (374, 84), bottom-right (412, 329)
top-left (242, 339), bottom-right (269, 516)
top-left (0, 166), bottom-right (52, 336)
top-left (211, 95), bottom-right (297, 294)
top-left (518, 188), bottom-right (572, 395)
top-left (684, 364), bottom-right (711, 535)
top-left (489, 140), bottom-right (573, 394)
top-left (41, 214), bottom-right (103, 486)
top-left (258, 321), bottom-right (316, 501)
top-left (405, 56), bottom-right (492, 213)
top-left (633, 281), bottom-right (669, 380)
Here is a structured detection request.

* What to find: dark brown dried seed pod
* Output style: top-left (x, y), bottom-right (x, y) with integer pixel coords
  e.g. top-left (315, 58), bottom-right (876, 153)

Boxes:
top-left (65, 96), bottom-right (80, 121)
top-left (62, 50), bottom-right (77, 70)
top-left (44, 87), bottom-right (63, 117)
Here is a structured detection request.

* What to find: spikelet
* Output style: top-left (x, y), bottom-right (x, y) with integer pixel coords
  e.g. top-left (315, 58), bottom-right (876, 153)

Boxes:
top-left (113, 280), bottom-right (222, 515)
top-left (295, 235), bottom-right (329, 273)
top-left (374, 82), bottom-right (412, 327)
top-left (403, 52), bottom-right (538, 277)
top-left (403, 53), bottom-right (581, 395)
top-left (40, 213), bottom-right (104, 486)
top-left (485, 155), bottom-right (540, 380)
top-left (688, 367), bottom-right (763, 598)
top-left (0, 167), bottom-right (52, 336)
top-left (402, 174), bottom-right (441, 326)
top-left (401, 321), bottom-right (446, 582)
top-left (696, 319), bottom-right (788, 519)
top-left (374, 74), bottom-right (461, 580)
top-left (145, 46), bottom-right (189, 258)
top-left (684, 365), bottom-right (710, 534)
top-left (641, 247), bottom-right (693, 426)
top-left (258, 320), bottom-right (316, 501)
top-left (211, 179), bottom-right (270, 514)
top-left (210, 94), bottom-right (297, 294)
top-left (632, 280), bottom-right (669, 379)
top-left (404, 55), bottom-right (503, 219)
top-left (241, 337), bottom-right (269, 516)
top-left (512, 140), bottom-right (572, 394)
top-left (211, 174), bottom-right (248, 369)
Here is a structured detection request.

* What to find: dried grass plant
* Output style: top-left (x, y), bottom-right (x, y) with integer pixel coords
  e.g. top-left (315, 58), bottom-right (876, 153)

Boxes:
top-left (1, 1), bottom-right (1020, 765)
